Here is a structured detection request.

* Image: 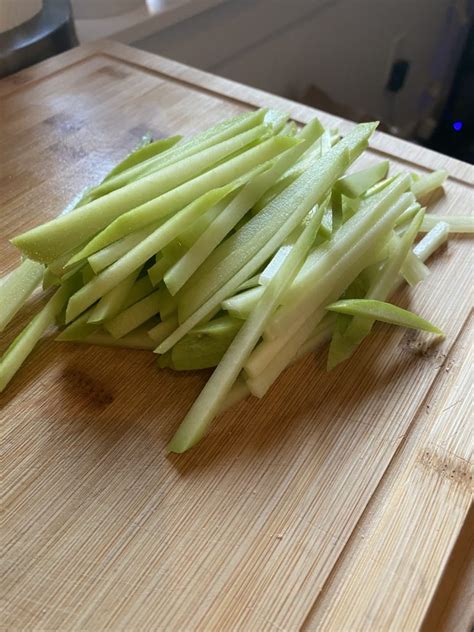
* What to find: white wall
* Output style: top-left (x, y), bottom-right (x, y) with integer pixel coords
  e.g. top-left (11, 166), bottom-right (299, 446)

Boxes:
top-left (135, 0), bottom-right (467, 133)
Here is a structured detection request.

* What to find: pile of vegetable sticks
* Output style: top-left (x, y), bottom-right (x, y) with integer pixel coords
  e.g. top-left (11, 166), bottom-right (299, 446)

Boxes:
top-left (1, 108), bottom-right (472, 453)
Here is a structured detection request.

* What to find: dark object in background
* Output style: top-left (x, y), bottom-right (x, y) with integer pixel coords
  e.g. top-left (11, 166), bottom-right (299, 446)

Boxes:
top-left (0, 0), bottom-right (77, 78)
top-left (300, 84), bottom-right (391, 133)
top-left (385, 59), bottom-right (410, 94)
top-left (425, 24), bottom-right (474, 165)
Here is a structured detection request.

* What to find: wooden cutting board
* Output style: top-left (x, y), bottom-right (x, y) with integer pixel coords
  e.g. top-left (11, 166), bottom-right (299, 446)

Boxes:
top-left (1, 40), bottom-right (473, 631)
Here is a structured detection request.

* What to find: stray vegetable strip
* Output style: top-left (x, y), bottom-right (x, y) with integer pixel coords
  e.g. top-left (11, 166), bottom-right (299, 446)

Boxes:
top-left (0, 259), bottom-right (44, 332)
top-left (326, 299), bottom-right (443, 335)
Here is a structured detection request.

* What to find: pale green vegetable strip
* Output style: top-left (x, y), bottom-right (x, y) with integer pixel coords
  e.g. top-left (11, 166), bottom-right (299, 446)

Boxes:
top-left (147, 256), bottom-right (170, 287)
top-left (363, 175), bottom-right (397, 198)
top-left (326, 210), bottom-right (425, 368)
top-left (42, 268), bottom-right (60, 290)
top-left (178, 193), bottom-right (238, 247)
top-left (48, 250), bottom-right (79, 277)
top-left (123, 276), bottom-right (154, 309)
top-left (13, 123), bottom-right (269, 263)
top-left (370, 211), bottom-right (425, 296)
top-left (222, 286), bottom-right (264, 319)
top-left (413, 221), bottom-right (450, 260)
top-left (295, 314), bottom-right (336, 359)
top-left (332, 161), bottom-right (389, 232)
top-left (56, 308), bottom-right (99, 341)
top-left (400, 250), bottom-right (430, 286)
top-left (264, 109), bottom-right (289, 133)
top-left (60, 261), bottom-right (86, 283)
top-left (330, 189), bottom-right (343, 232)
top-left (156, 171), bottom-right (337, 355)
top-left (168, 316), bottom-right (242, 371)
top-left (65, 185), bottom-right (238, 322)
top-left (335, 161), bottom-right (389, 198)
top-left (0, 282), bottom-right (72, 392)
top-left (395, 203), bottom-right (421, 227)
top-left (411, 170), bottom-right (448, 199)
top-left (158, 285), bottom-right (177, 320)
top-left (82, 110), bottom-right (266, 199)
top-left (319, 206), bottom-right (333, 240)
top-left (248, 192), bottom-right (413, 380)
top-left (218, 379), bottom-right (250, 413)
top-left (342, 222), bottom-right (448, 314)
top-left (280, 121), bottom-right (298, 137)
top-left (104, 290), bottom-right (161, 338)
top-left (0, 259), bottom-right (44, 332)
top-left (421, 214), bottom-right (474, 233)
top-left (236, 274), bottom-right (261, 292)
top-left (67, 136), bottom-right (294, 263)
top-left (168, 204), bottom-right (324, 452)
top-left (267, 177), bottom-right (412, 340)
top-left (326, 299), bottom-right (443, 335)
top-left (259, 241), bottom-right (296, 286)
top-left (177, 122), bottom-right (374, 322)
top-left (252, 172), bottom-right (300, 215)
top-left (251, 128), bottom-right (336, 216)
top-left (246, 315), bottom-right (335, 397)
top-left (161, 241), bottom-right (187, 267)
top-left (163, 118), bottom-right (324, 295)
top-left (320, 129), bottom-right (334, 154)
top-left (148, 316), bottom-right (179, 343)
top-left (78, 135), bottom-right (182, 206)
top-left (102, 136), bottom-right (182, 182)
top-left (280, 174), bottom-right (411, 307)
top-left (88, 224), bottom-right (161, 274)
top-left (81, 264), bottom-right (95, 285)
top-left (78, 327), bottom-right (157, 350)
top-left (245, 305), bottom-right (327, 393)
top-left (88, 269), bottom-right (141, 323)
top-left (45, 141), bottom-right (178, 272)
top-left (385, 221), bottom-right (449, 297)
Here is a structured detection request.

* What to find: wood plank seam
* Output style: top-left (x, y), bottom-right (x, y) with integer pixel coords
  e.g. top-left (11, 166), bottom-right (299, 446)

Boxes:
top-left (300, 315), bottom-right (473, 630)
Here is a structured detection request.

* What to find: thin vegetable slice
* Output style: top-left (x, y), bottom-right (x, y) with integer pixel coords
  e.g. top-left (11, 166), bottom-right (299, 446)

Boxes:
top-left (0, 280), bottom-right (75, 391)
top-left (177, 122), bottom-right (375, 322)
top-left (87, 269), bottom-right (141, 323)
top-left (164, 316), bottom-right (242, 371)
top-left (148, 316), bottom-right (179, 344)
top-left (326, 209), bottom-right (425, 368)
top-left (421, 214), bottom-right (474, 233)
top-left (0, 259), bottom-right (44, 332)
top-left (222, 286), bottom-right (264, 319)
top-left (168, 202), bottom-right (324, 452)
top-left (103, 135), bottom-right (182, 181)
top-left (163, 118), bottom-right (324, 295)
top-left (66, 135), bottom-right (294, 263)
top-left (326, 299), bottom-right (443, 335)
top-left (331, 161), bottom-right (389, 230)
top-left (65, 185), bottom-right (239, 322)
top-left (104, 289), bottom-right (162, 339)
top-left (266, 176), bottom-right (412, 341)
top-left (411, 170), bottom-right (448, 199)
top-left (244, 192), bottom-right (413, 383)
top-left (246, 315), bottom-right (335, 398)
top-left (13, 123), bottom-right (270, 263)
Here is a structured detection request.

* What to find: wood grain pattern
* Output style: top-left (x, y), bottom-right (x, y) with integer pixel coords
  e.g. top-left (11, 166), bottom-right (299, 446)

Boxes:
top-left (1, 41), bottom-right (473, 631)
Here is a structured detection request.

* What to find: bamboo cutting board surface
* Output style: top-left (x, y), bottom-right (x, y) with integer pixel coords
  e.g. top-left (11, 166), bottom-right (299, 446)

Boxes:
top-left (1, 41), bottom-right (473, 631)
